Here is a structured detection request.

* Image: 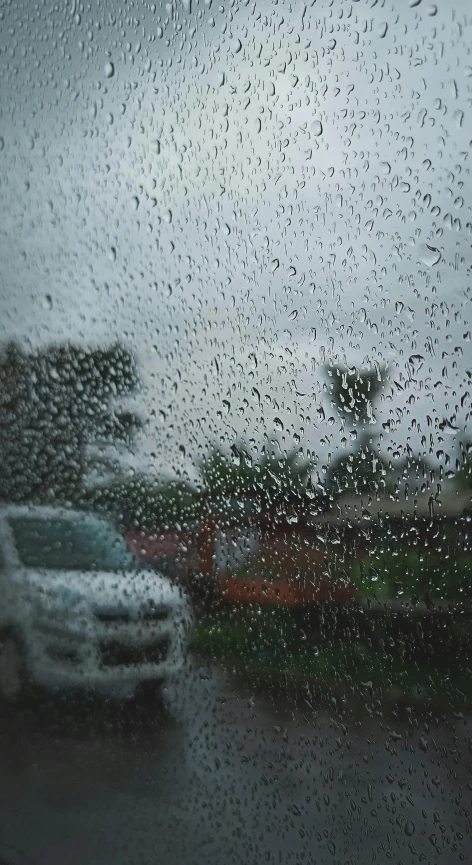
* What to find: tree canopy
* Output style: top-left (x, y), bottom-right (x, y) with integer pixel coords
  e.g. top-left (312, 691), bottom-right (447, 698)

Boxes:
top-left (0, 341), bottom-right (142, 504)
top-left (198, 442), bottom-right (316, 517)
top-left (84, 474), bottom-right (199, 531)
top-left (324, 365), bottom-right (387, 497)
top-left (325, 364), bottom-right (386, 428)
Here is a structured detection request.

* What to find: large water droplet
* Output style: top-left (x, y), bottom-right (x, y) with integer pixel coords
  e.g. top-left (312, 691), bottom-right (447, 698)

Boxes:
top-left (439, 418), bottom-right (460, 435)
top-left (311, 120), bottom-right (323, 137)
top-left (418, 243), bottom-right (441, 267)
top-left (104, 61), bottom-right (115, 78)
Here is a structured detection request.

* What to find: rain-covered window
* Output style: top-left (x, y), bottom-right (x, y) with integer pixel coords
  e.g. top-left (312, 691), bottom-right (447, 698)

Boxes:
top-left (0, 1), bottom-right (471, 864)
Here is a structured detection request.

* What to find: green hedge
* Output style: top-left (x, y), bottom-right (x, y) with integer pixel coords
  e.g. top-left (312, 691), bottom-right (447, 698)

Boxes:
top-left (348, 548), bottom-right (472, 602)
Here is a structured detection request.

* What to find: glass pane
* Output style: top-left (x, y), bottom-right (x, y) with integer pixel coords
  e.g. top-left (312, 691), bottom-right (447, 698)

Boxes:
top-left (0, 0), bottom-right (471, 864)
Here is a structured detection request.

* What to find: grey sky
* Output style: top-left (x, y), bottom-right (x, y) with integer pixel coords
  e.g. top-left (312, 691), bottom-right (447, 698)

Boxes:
top-left (1, 0), bottom-right (471, 481)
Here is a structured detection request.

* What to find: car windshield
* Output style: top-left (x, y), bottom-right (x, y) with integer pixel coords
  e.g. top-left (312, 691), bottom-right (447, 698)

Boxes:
top-left (9, 517), bottom-right (137, 571)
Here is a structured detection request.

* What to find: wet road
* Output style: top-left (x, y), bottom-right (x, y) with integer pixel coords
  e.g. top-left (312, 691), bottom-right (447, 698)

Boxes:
top-left (0, 667), bottom-right (470, 865)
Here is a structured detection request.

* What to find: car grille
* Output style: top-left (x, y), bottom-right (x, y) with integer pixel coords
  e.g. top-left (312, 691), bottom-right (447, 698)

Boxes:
top-left (95, 611), bottom-right (131, 623)
top-left (95, 606), bottom-right (169, 624)
top-left (99, 636), bottom-right (170, 668)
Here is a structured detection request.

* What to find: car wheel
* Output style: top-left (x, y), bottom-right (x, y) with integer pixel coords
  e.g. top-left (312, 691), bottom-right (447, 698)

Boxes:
top-left (0, 634), bottom-right (27, 703)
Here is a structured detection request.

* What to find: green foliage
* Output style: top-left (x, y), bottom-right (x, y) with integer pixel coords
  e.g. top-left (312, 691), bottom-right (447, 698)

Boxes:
top-left (84, 474), bottom-right (199, 531)
top-left (325, 364), bottom-right (386, 426)
top-left (199, 442), bottom-right (314, 512)
top-left (190, 612), bottom-right (472, 706)
top-left (348, 548), bottom-right (472, 602)
top-left (323, 365), bottom-right (388, 498)
top-left (325, 444), bottom-right (389, 497)
top-left (190, 607), bottom-right (300, 663)
top-left (0, 340), bottom-right (141, 504)
top-left (454, 439), bottom-right (472, 490)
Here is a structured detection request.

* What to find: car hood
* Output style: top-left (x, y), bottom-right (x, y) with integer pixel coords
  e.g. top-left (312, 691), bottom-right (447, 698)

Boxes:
top-left (21, 567), bottom-right (189, 618)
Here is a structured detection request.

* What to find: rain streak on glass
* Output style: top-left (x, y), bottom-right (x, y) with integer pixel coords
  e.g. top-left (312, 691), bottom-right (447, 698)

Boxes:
top-left (0, 1), bottom-right (471, 865)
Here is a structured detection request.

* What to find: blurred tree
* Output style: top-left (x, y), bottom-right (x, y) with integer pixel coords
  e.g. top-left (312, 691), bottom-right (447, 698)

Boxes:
top-left (0, 341), bottom-right (142, 504)
top-left (454, 438), bottom-right (472, 490)
top-left (85, 474), bottom-right (199, 531)
top-left (325, 445), bottom-right (389, 497)
top-left (324, 365), bottom-right (388, 497)
top-left (325, 365), bottom-right (385, 429)
top-left (198, 442), bottom-right (316, 515)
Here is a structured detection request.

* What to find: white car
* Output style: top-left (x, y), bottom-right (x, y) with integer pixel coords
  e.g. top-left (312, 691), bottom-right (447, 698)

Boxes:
top-left (0, 506), bottom-right (193, 702)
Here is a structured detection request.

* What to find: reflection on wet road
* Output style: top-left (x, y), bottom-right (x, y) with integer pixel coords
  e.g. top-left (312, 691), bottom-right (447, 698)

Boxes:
top-left (0, 668), bottom-right (469, 865)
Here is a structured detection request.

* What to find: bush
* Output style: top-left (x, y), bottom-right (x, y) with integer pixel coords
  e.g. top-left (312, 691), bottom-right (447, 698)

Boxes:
top-left (348, 547), bottom-right (472, 602)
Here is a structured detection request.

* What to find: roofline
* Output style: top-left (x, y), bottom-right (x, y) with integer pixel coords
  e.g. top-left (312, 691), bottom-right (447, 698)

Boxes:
top-left (0, 504), bottom-right (111, 521)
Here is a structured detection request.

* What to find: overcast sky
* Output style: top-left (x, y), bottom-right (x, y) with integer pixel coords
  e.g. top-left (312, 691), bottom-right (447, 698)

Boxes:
top-left (1, 0), bottom-right (471, 482)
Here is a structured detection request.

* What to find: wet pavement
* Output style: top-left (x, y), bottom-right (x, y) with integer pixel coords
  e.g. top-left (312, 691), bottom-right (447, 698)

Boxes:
top-left (0, 666), bottom-right (470, 865)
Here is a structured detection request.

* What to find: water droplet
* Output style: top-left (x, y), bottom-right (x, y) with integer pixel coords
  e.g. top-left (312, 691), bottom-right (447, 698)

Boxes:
top-left (104, 61), bottom-right (115, 78)
top-left (418, 243), bottom-right (441, 267)
top-left (439, 418), bottom-right (460, 435)
top-left (378, 22), bottom-right (388, 38)
top-left (251, 387), bottom-right (261, 405)
top-left (0, 137), bottom-right (4, 151)
top-left (43, 294), bottom-right (53, 311)
top-left (108, 246), bottom-right (117, 262)
top-left (232, 38), bottom-right (242, 54)
top-left (405, 821), bottom-right (415, 837)
top-left (288, 310), bottom-right (298, 321)
top-left (274, 417), bottom-right (284, 431)
top-left (271, 259), bottom-right (280, 273)
top-left (150, 140), bottom-right (161, 155)
top-left (163, 209), bottom-right (172, 224)
top-left (453, 109), bottom-right (464, 129)
top-left (311, 120), bottom-right (323, 137)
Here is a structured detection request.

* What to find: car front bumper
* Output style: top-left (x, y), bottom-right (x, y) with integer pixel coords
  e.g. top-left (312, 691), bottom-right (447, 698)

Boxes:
top-left (25, 610), bottom-right (192, 699)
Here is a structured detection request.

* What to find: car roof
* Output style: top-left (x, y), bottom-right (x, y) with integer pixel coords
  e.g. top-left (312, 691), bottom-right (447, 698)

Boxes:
top-left (0, 504), bottom-right (111, 523)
